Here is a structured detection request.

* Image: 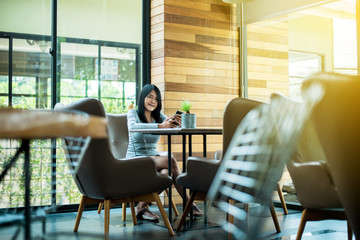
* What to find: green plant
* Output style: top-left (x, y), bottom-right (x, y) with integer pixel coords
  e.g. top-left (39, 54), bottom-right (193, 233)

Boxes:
top-left (180, 100), bottom-right (192, 113)
top-left (103, 100), bottom-right (128, 114)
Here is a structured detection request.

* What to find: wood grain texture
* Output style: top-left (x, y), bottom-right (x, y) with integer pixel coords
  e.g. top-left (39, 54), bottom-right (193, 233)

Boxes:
top-left (151, 0), bottom-right (237, 204)
top-left (246, 18), bottom-right (289, 102)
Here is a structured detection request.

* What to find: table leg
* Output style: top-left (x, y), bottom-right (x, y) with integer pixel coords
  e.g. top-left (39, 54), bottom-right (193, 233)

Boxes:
top-left (188, 135), bottom-right (193, 220)
top-left (51, 139), bottom-right (57, 207)
top-left (203, 134), bottom-right (208, 224)
top-left (167, 135), bottom-right (172, 224)
top-left (0, 144), bottom-right (25, 182)
top-left (188, 135), bottom-right (192, 157)
top-left (203, 134), bottom-right (207, 158)
top-left (23, 140), bottom-right (31, 240)
top-left (182, 134), bottom-right (187, 213)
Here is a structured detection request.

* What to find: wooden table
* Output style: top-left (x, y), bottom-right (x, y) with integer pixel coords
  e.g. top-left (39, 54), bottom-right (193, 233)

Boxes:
top-left (130, 127), bottom-right (222, 224)
top-left (0, 109), bottom-right (107, 240)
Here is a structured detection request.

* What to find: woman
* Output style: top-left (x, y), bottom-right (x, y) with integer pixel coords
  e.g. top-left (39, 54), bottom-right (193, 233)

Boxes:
top-left (126, 84), bottom-right (202, 221)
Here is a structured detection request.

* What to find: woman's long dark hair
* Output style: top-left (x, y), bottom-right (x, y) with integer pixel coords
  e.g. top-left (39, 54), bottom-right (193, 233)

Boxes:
top-left (137, 84), bottom-right (162, 123)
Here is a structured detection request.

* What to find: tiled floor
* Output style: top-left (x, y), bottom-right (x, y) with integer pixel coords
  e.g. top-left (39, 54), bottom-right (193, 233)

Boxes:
top-left (0, 204), bottom-right (351, 240)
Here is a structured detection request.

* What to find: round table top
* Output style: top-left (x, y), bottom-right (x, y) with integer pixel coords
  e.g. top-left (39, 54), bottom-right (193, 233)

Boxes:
top-left (0, 109), bottom-right (107, 139)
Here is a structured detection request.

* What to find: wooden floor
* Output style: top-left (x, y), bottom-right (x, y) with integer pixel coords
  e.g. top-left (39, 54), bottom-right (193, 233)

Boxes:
top-left (0, 203), bottom-right (351, 240)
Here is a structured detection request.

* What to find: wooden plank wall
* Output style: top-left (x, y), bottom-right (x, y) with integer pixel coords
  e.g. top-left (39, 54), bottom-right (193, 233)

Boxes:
top-left (151, 0), bottom-right (239, 204)
top-left (246, 18), bottom-right (290, 193)
top-left (247, 18), bottom-right (289, 102)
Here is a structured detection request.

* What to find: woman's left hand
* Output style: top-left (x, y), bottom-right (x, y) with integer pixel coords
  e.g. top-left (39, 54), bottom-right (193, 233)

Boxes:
top-left (173, 114), bottom-right (181, 126)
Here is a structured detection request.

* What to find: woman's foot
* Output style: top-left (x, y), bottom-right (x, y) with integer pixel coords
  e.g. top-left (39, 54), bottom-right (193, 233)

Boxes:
top-left (136, 208), bottom-right (159, 222)
top-left (192, 205), bottom-right (204, 217)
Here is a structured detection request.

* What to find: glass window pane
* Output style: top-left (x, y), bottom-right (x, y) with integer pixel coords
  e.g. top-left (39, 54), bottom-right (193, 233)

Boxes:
top-left (0, 0), bottom-right (52, 209)
top-left (0, 38), bottom-right (9, 106)
top-left (60, 42), bottom-right (98, 100)
top-left (101, 81), bottom-right (123, 98)
top-left (333, 18), bottom-right (357, 74)
top-left (100, 46), bottom-right (137, 111)
top-left (245, 0), bottom-right (357, 205)
top-left (0, 0), bottom-right (51, 36)
top-left (57, 0), bottom-right (142, 204)
top-left (12, 38), bottom-right (51, 109)
top-left (246, 0), bottom-right (357, 102)
top-left (289, 51), bottom-right (322, 100)
top-left (58, 0), bottom-right (142, 44)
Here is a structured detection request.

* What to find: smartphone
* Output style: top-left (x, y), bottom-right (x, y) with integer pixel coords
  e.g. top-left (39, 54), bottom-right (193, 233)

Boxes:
top-left (173, 110), bottom-right (182, 125)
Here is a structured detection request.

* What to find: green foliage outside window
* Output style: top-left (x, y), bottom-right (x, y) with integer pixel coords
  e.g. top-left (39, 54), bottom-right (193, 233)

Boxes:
top-left (0, 40), bottom-right (137, 208)
top-left (0, 86), bottom-right (133, 209)
top-left (0, 100), bottom-right (131, 208)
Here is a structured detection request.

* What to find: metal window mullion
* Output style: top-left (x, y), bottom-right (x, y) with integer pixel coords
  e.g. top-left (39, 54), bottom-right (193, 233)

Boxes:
top-left (8, 37), bottom-right (13, 107)
top-left (56, 38), bottom-right (61, 103)
top-left (135, 45), bottom-right (141, 104)
top-left (142, 0), bottom-right (150, 86)
top-left (122, 81), bottom-right (125, 108)
top-left (51, 0), bottom-right (58, 207)
top-left (98, 45), bottom-right (101, 100)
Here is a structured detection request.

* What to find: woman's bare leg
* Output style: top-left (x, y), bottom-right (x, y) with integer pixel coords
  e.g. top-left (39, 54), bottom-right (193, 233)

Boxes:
top-left (153, 156), bottom-right (203, 215)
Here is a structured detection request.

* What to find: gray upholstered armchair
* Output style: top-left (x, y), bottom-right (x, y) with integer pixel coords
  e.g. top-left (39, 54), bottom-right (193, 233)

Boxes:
top-left (175, 97), bottom-right (286, 232)
top-left (271, 91), bottom-right (353, 240)
top-left (55, 98), bottom-right (175, 236)
top-left (301, 73), bottom-right (359, 239)
top-left (97, 112), bottom-right (179, 218)
top-left (206, 80), bottom-right (324, 240)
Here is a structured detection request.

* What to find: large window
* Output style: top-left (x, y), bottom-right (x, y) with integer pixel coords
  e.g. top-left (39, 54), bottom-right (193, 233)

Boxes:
top-left (289, 51), bottom-right (323, 100)
top-left (244, 0), bottom-right (357, 205)
top-left (245, 0), bottom-right (357, 102)
top-left (58, 39), bottom-right (140, 111)
top-left (0, 0), bottom-right (144, 209)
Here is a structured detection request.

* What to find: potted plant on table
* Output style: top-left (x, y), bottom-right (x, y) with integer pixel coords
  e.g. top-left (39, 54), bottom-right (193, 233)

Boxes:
top-left (180, 100), bottom-right (196, 128)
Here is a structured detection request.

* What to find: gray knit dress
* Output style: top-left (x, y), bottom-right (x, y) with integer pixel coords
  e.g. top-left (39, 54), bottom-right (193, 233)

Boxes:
top-left (125, 109), bottom-right (167, 158)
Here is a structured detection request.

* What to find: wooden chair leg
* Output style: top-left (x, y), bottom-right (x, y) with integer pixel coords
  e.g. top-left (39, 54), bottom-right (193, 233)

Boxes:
top-left (277, 183), bottom-right (288, 215)
top-left (152, 193), bottom-right (175, 236)
top-left (104, 200), bottom-right (111, 235)
top-left (269, 202), bottom-right (281, 233)
top-left (227, 199), bottom-right (235, 225)
top-left (130, 201), bottom-right (137, 225)
top-left (165, 189), bottom-right (179, 216)
top-left (104, 200), bottom-right (111, 236)
top-left (245, 203), bottom-right (250, 230)
top-left (296, 208), bottom-right (309, 240)
top-left (97, 202), bottom-right (103, 214)
top-left (122, 203), bottom-right (127, 221)
top-left (176, 191), bottom-right (197, 232)
top-left (347, 220), bottom-right (353, 240)
top-left (227, 199), bottom-right (235, 240)
top-left (74, 195), bottom-right (86, 232)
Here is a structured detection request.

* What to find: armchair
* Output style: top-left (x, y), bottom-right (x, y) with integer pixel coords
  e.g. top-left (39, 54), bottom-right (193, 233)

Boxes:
top-left (55, 98), bottom-right (175, 236)
top-left (97, 113), bottom-right (179, 218)
top-left (303, 72), bottom-right (360, 239)
top-left (206, 82), bottom-right (324, 239)
top-left (176, 98), bottom-right (286, 232)
top-left (271, 92), bottom-right (353, 240)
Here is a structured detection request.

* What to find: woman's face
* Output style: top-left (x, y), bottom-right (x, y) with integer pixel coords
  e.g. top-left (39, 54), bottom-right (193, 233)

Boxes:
top-left (144, 89), bottom-right (158, 112)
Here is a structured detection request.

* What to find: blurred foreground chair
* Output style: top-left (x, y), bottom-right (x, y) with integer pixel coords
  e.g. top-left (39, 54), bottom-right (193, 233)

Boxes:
top-left (214, 97), bottom-right (288, 215)
top-left (97, 113), bottom-right (179, 219)
top-left (271, 92), bottom-right (353, 240)
top-left (304, 72), bottom-right (360, 239)
top-left (0, 109), bottom-right (95, 239)
top-left (176, 98), bottom-right (285, 232)
top-left (55, 98), bottom-right (175, 236)
top-left (206, 82), bottom-right (324, 240)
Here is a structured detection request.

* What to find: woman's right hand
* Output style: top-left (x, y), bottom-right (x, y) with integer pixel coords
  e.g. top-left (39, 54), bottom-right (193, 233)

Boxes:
top-left (158, 116), bottom-right (179, 128)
